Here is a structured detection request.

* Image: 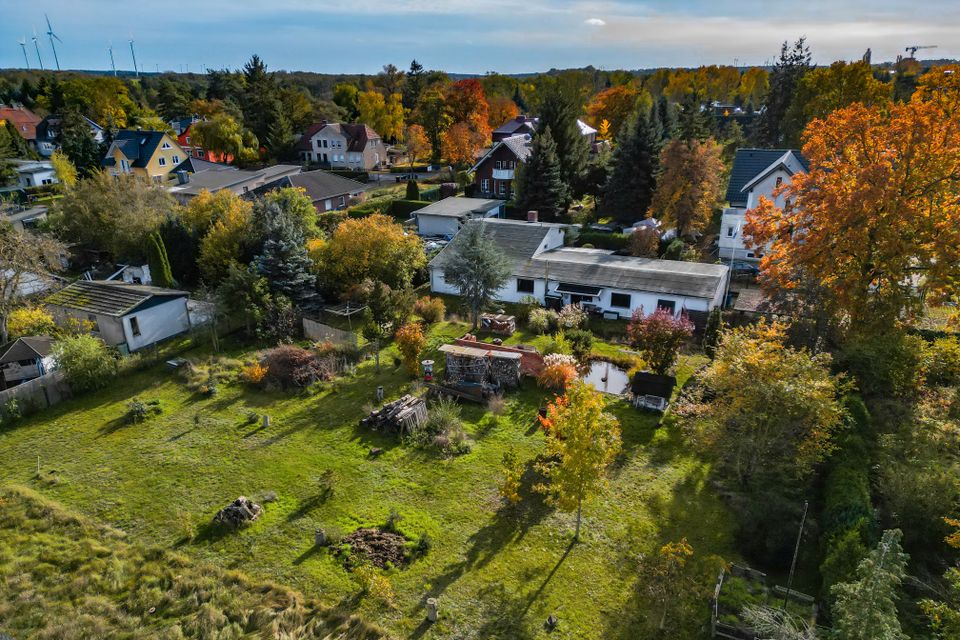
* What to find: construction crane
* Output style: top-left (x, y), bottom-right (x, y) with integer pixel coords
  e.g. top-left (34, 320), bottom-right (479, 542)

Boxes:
top-left (905, 45), bottom-right (937, 58)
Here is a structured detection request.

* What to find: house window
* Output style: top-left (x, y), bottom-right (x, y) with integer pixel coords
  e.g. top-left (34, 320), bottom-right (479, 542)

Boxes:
top-left (339, 195), bottom-right (346, 207)
top-left (120, 159), bottom-right (130, 172)
top-left (323, 139), bottom-right (328, 148)
top-left (784, 198), bottom-right (793, 212)
top-left (775, 176), bottom-right (783, 187)
top-left (172, 155), bottom-right (181, 164)
top-left (161, 142), bottom-right (172, 149)
top-left (498, 181), bottom-right (507, 195)
top-left (611, 293), bottom-right (631, 308)
top-left (129, 316), bottom-right (141, 337)
top-left (197, 149), bottom-right (205, 158)
top-left (158, 157), bottom-right (167, 167)
top-left (185, 136), bottom-right (191, 144)
top-left (656, 299), bottom-right (676, 314)
top-left (481, 178), bottom-right (490, 192)
top-left (726, 226), bottom-right (734, 237)
top-left (516, 278), bottom-right (535, 294)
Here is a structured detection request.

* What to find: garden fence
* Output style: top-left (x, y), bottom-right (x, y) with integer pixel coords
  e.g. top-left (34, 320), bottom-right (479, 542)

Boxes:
top-left (0, 370), bottom-right (71, 413)
top-left (303, 318), bottom-right (358, 346)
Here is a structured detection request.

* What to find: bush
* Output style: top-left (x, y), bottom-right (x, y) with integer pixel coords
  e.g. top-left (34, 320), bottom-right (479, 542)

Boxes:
top-left (53, 334), bottom-right (118, 393)
top-left (242, 362), bottom-right (268, 385)
top-left (558, 304), bottom-right (587, 329)
top-left (923, 336), bottom-right (960, 386)
top-left (261, 345), bottom-right (333, 389)
top-left (837, 330), bottom-right (925, 398)
top-left (410, 398), bottom-right (471, 456)
top-left (405, 180), bottom-right (420, 200)
top-left (388, 199), bottom-right (431, 219)
top-left (537, 354), bottom-right (579, 390)
top-left (626, 307), bottom-right (694, 375)
top-left (394, 323), bottom-right (426, 375)
top-left (577, 232), bottom-right (629, 250)
top-left (414, 296), bottom-right (446, 323)
top-left (124, 398), bottom-right (161, 424)
top-left (7, 306), bottom-right (59, 339)
top-left (528, 308), bottom-right (557, 335)
top-left (564, 328), bottom-right (594, 362)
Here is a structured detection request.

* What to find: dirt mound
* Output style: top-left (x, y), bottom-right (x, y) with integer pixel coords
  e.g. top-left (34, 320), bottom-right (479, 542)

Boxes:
top-left (213, 496), bottom-right (262, 528)
top-left (342, 528), bottom-right (408, 568)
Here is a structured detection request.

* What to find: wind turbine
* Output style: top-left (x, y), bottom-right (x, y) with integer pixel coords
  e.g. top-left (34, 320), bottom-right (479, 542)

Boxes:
top-left (18, 37), bottom-right (30, 69)
top-left (45, 14), bottom-right (62, 71)
top-left (108, 42), bottom-right (116, 76)
top-left (128, 35), bottom-right (139, 78)
top-left (31, 28), bottom-right (44, 70)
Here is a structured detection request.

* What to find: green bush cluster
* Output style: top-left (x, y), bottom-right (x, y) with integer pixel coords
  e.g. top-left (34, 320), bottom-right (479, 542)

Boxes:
top-left (577, 232), bottom-right (629, 251)
top-left (388, 199), bottom-right (431, 219)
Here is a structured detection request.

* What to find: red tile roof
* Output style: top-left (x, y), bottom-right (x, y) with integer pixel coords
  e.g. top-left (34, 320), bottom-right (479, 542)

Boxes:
top-left (0, 105), bottom-right (42, 141)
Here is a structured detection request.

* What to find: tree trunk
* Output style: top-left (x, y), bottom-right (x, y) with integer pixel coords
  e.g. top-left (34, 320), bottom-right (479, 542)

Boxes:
top-left (374, 337), bottom-right (381, 372)
top-left (574, 501), bottom-right (582, 541)
top-left (0, 314), bottom-right (7, 346)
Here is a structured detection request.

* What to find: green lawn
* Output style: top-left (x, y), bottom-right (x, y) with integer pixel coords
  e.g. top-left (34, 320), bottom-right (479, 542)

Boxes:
top-left (0, 322), bottom-right (736, 639)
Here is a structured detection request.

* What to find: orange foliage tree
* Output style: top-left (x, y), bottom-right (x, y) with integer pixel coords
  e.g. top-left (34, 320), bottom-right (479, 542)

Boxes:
top-left (745, 66), bottom-right (960, 327)
top-left (650, 138), bottom-right (724, 238)
top-left (404, 124), bottom-right (431, 167)
top-left (442, 122), bottom-right (485, 167)
top-left (586, 85), bottom-right (641, 139)
top-left (487, 94), bottom-right (520, 130)
top-left (446, 79), bottom-right (490, 136)
top-left (394, 322), bottom-right (426, 375)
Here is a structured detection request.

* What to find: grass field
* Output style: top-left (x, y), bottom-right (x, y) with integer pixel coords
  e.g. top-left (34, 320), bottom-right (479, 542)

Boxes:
top-left (0, 321), bottom-right (736, 639)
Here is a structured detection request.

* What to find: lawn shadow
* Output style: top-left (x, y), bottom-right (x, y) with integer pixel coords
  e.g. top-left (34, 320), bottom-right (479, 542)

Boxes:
top-left (286, 487), bottom-right (333, 522)
top-left (471, 582), bottom-right (537, 640)
top-left (97, 414), bottom-right (131, 436)
top-left (293, 543), bottom-right (323, 565)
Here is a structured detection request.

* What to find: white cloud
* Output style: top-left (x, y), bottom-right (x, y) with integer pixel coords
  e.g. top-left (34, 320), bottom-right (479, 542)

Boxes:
top-left (584, 17), bottom-right (606, 26)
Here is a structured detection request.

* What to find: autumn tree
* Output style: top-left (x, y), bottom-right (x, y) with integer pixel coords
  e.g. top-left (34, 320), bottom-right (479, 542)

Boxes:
top-left (745, 67), bottom-right (960, 327)
top-left (50, 150), bottom-right (77, 188)
top-left (181, 188), bottom-right (253, 237)
top-left (535, 380), bottom-right (622, 540)
top-left (441, 221), bottom-right (511, 329)
top-left (626, 307), bottom-right (693, 374)
top-left (318, 214), bottom-right (426, 294)
top-left (628, 227), bottom-right (660, 258)
top-left (358, 90), bottom-right (404, 142)
top-left (404, 124), bottom-right (431, 167)
top-left (921, 518), bottom-right (960, 637)
top-left (198, 196), bottom-right (254, 284)
top-left (414, 86), bottom-right (451, 162)
top-left (737, 67), bottom-right (770, 111)
top-left (514, 126), bottom-right (568, 218)
top-left (49, 172), bottom-right (177, 261)
top-left (0, 224), bottom-right (65, 344)
top-left (487, 94), bottom-right (520, 130)
top-left (600, 109), bottom-right (660, 223)
top-left (395, 322), bottom-right (426, 375)
top-left (586, 85), bottom-right (649, 139)
top-left (190, 113), bottom-right (258, 164)
top-left (832, 529), bottom-right (909, 640)
top-left (441, 122), bottom-right (485, 167)
top-left (650, 138), bottom-right (724, 239)
top-left (362, 280), bottom-right (406, 372)
top-left (446, 79), bottom-right (490, 139)
top-left (637, 539), bottom-right (706, 636)
top-left (333, 83), bottom-right (360, 119)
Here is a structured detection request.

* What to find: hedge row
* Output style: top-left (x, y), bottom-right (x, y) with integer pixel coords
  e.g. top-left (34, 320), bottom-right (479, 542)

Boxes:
top-left (389, 199), bottom-right (431, 218)
top-left (576, 232), bottom-right (630, 251)
top-left (326, 169), bottom-right (369, 182)
top-left (389, 165), bottom-right (431, 173)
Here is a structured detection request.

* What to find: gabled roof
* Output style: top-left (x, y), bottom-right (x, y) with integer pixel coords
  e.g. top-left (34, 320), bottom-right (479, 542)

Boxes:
top-left (254, 170), bottom-right (365, 202)
top-left (36, 114), bottom-right (104, 143)
top-left (171, 156), bottom-right (237, 175)
top-left (295, 122), bottom-right (382, 152)
top-left (725, 148), bottom-right (809, 207)
top-left (45, 281), bottom-right (187, 317)
top-left (470, 134), bottom-right (532, 172)
top-left (738, 150), bottom-right (808, 195)
top-left (102, 130), bottom-right (178, 169)
top-left (0, 336), bottom-right (55, 364)
top-left (169, 116), bottom-right (200, 136)
top-left (429, 219), bottom-right (565, 270)
top-left (577, 119), bottom-right (597, 136)
top-left (414, 197), bottom-right (502, 218)
top-left (167, 164), bottom-right (300, 197)
top-left (516, 248), bottom-right (728, 299)
top-left (0, 105), bottom-right (41, 140)
top-left (493, 115), bottom-right (538, 137)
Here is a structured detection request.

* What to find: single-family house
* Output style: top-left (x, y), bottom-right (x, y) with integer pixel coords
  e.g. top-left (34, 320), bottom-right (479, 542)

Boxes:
top-left (102, 130), bottom-right (187, 182)
top-left (295, 122), bottom-right (385, 170)
top-left (0, 105), bottom-right (41, 144)
top-left (12, 160), bottom-right (58, 188)
top-left (414, 197), bottom-right (504, 237)
top-left (473, 117), bottom-right (598, 200)
top-left (719, 148), bottom-right (809, 262)
top-left (429, 218), bottom-right (728, 323)
top-left (167, 164), bottom-right (301, 203)
top-left (34, 114), bottom-right (105, 158)
top-left (170, 117), bottom-right (232, 164)
top-left (253, 170), bottom-right (366, 213)
top-left (45, 280), bottom-right (191, 352)
top-left (0, 336), bottom-right (55, 389)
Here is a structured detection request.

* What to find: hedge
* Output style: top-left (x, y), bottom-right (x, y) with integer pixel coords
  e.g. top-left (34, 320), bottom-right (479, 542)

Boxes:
top-left (389, 199), bottom-right (431, 218)
top-left (326, 169), bottom-right (369, 182)
top-left (389, 165), bottom-right (431, 173)
top-left (576, 232), bottom-right (630, 251)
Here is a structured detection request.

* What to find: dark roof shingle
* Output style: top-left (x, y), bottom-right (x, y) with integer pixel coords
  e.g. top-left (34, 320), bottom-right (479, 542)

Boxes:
top-left (45, 281), bottom-right (187, 317)
top-left (0, 336), bottom-right (55, 364)
top-left (725, 148), bottom-right (809, 207)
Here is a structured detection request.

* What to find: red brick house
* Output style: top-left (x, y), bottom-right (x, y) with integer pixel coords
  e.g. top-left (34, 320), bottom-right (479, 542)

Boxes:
top-left (470, 134), bottom-right (531, 200)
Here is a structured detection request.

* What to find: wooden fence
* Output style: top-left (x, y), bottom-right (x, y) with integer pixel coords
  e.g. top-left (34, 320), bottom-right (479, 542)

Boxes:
top-left (0, 370), bottom-right (71, 413)
top-left (303, 318), bottom-right (358, 346)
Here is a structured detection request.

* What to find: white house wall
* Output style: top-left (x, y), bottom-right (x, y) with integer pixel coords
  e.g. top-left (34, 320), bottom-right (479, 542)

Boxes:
top-left (417, 215), bottom-right (462, 237)
top-left (123, 298), bottom-right (191, 352)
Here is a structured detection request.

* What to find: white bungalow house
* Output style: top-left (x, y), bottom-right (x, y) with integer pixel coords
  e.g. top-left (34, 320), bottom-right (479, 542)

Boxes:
top-left (718, 149), bottom-right (808, 262)
top-left (429, 219), bottom-right (729, 324)
top-left (414, 197), bottom-right (504, 237)
top-left (45, 281), bottom-right (190, 353)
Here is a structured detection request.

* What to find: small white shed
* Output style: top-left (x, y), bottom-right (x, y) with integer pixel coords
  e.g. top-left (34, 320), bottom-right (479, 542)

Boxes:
top-left (415, 197), bottom-right (504, 237)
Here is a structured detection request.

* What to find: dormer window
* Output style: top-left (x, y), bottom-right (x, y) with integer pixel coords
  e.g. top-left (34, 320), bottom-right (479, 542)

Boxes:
top-left (161, 142), bottom-right (172, 150)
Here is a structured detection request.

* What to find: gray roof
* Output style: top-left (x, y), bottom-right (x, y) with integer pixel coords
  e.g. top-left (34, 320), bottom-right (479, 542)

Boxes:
top-left (518, 248), bottom-right (728, 299)
top-left (415, 197), bottom-right (502, 218)
top-left (0, 336), bottom-right (54, 364)
top-left (254, 170), bottom-right (365, 202)
top-left (172, 156), bottom-right (236, 175)
top-left (168, 164), bottom-right (301, 197)
top-left (470, 134), bottom-right (532, 172)
top-left (45, 280), bottom-right (188, 317)
top-left (725, 148), bottom-right (809, 207)
top-left (429, 219), bottom-right (565, 269)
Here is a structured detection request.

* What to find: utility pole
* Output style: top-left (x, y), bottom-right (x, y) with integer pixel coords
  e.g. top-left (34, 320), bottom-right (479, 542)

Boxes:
top-left (782, 500), bottom-right (809, 610)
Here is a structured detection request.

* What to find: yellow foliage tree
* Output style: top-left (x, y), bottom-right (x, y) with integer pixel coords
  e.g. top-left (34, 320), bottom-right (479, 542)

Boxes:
top-left (535, 380), bottom-right (622, 540)
top-left (318, 214), bottom-right (425, 293)
top-left (198, 201), bottom-right (253, 284)
top-left (650, 138), bottom-right (724, 239)
top-left (181, 188), bottom-right (252, 237)
top-left (394, 322), bottom-right (426, 375)
top-left (404, 124), bottom-right (431, 168)
top-left (7, 306), bottom-right (58, 339)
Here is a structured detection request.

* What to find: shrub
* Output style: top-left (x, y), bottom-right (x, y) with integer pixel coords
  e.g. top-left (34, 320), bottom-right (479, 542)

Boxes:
top-left (577, 232), bottom-right (629, 250)
top-left (242, 362), bottom-right (268, 385)
top-left (528, 308), bottom-right (557, 335)
top-left (626, 307), bottom-right (694, 374)
top-left (352, 563), bottom-right (396, 607)
top-left (558, 304), bottom-right (587, 329)
top-left (53, 334), bottom-right (118, 393)
top-left (411, 532), bottom-right (433, 559)
top-left (395, 323), bottom-right (426, 376)
top-left (565, 328), bottom-right (594, 362)
top-left (7, 306), bottom-right (58, 339)
top-left (486, 394), bottom-right (507, 415)
top-left (540, 332), bottom-right (572, 356)
top-left (837, 330), bottom-right (925, 398)
top-left (125, 398), bottom-right (149, 424)
top-left (924, 336), bottom-right (960, 386)
top-left (413, 296), bottom-right (446, 324)
top-left (411, 397), bottom-right (472, 456)
top-left (405, 180), bottom-right (420, 200)
top-left (3, 398), bottom-right (23, 422)
top-left (537, 354), bottom-right (579, 390)
top-left (261, 345), bottom-right (333, 389)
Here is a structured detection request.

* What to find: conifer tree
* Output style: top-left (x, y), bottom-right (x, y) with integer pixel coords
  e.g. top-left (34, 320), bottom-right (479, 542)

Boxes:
top-left (265, 101), bottom-right (293, 159)
top-left (537, 86), bottom-right (589, 193)
top-left (599, 110), bottom-right (659, 223)
top-left (252, 205), bottom-right (318, 310)
top-left (515, 126), bottom-right (568, 219)
top-left (757, 38), bottom-right (812, 147)
top-left (146, 231), bottom-right (175, 288)
top-left (405, 179), bottom-right (420, 200)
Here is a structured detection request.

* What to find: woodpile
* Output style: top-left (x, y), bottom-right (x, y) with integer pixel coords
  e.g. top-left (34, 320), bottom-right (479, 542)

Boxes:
top-left (213, 496), bottom-right (262, 527)
top-left (360, 394), bottom-right (427, 435)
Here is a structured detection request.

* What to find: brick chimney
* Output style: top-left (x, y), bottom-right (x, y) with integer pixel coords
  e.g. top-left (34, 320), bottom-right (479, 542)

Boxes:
top-left (527, 210), bottom-right (538, 223)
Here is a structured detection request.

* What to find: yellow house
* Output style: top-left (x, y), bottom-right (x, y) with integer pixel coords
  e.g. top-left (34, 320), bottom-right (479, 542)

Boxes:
top-left (101, 130), bottom-right (186, 182)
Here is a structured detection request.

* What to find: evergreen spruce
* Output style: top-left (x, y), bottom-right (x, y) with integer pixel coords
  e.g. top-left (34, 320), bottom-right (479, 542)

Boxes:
top-left (653, 95), bottom-right (677, 143)
top-left (252, 205), bottom-right (319, 310)
top-left (599, 110), bottom-right (659, 223)
top-left (265, 101), bottom-right (293, 159)
top-left (677, 92), bottom-right (714, 142)
top-left (515, 126), bottom-right (568, 219)
top-left (443, 222), bottom-right (511, 329)
top-left (756, 38), bottom-right (812, 147)
top-left (402, 59), bottom-right (425, 110)
top-left (146, 231), bottom-right (175, 288)
top-left (405, 179), bottom-right (420, 201)
top-left (537, 87), bottom-right (589, 195)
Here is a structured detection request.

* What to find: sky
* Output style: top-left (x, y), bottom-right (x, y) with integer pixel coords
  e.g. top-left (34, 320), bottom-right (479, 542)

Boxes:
top-left (1, 1), bottom-right (958, 75)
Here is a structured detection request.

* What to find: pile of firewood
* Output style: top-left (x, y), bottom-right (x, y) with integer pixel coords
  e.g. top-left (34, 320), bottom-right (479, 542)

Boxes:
top-left (213, 496), bottom-right (262, 528)
top-left (360, 394), bottom-right (427, 435)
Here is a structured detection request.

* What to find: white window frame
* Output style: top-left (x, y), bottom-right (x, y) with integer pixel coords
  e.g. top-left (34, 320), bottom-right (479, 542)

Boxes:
top-left (171, 155), bottom-right (181, 165)
top-left (157, 157), bottom-right (167, 167)
top-left (161, 142), bottom-right (172, 150)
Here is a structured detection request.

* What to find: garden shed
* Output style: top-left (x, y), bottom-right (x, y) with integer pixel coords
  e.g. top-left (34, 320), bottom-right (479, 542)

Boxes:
top-left (438, 343), bottom-right (522, 390)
